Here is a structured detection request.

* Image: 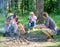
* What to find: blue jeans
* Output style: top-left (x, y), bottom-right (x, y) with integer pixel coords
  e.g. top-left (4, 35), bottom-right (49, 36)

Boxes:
top-left (28, 21), bottom-right (36, 29)
top-left (8, 24), bottom-right (14, 32)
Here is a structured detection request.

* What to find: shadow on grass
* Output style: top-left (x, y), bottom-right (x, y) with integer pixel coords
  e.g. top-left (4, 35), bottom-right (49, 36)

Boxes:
top-left (0, 32), bottom-right (3, 37)
top-left (47, 45), bottom-right (60, 47)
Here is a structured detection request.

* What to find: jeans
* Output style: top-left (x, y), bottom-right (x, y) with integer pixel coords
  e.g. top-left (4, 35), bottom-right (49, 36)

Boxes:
top-left (28, 21), bottom-right (36, 29)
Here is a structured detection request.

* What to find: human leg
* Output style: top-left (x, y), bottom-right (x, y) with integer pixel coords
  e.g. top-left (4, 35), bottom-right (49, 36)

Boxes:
top-left (28, 23), bottom-right (31, 33)
top-left (31, 21), bottom-right (36, 31)
top-left (42, 28), bottom-right (54, 39)
top-left (19, 24), bottom-right (26, 34)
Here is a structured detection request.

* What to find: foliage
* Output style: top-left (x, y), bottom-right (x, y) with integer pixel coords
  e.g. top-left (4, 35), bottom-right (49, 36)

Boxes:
top-left (0, 0), bottom-right (60, 16)
top-left (44, 0), bottom-right (58, 13)
top-left (13, 0), bottom-right (60, 14)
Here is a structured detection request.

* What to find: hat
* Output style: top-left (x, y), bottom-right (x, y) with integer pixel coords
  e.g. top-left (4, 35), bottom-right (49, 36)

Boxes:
top-left (8, 13), bottom-right (13, 17)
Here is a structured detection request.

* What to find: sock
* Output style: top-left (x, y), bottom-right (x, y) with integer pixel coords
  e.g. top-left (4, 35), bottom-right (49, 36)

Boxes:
top-left (28, 29), bottom-right (30, 33)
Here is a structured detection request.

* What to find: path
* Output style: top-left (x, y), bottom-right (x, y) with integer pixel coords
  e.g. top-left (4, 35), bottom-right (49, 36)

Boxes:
top-left (0, 34), bottom-right (57, 47)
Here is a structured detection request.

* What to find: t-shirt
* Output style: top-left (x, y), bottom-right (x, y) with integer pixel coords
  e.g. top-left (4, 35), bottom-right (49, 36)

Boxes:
top-left (28, 16), bottom-right (37, 23)
top-left (11, 19), bottom-right (17, 25)
top-left (45, 16), bottom-right (56, 31)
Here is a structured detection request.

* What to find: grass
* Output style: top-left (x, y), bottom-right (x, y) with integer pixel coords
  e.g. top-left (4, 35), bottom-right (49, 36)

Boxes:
top-left (0, 13), bottom-right (60, 47)
top-left (0, 16), bottom-right (6, 26)
top-left (18, 15), bottom-right (29, 27)
top-left (0, 32), bottom-right (3, 37)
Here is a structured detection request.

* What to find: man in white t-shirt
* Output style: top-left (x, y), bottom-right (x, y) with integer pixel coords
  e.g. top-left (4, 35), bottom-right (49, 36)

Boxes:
top-left (28, 12), bottom-right (37, 33)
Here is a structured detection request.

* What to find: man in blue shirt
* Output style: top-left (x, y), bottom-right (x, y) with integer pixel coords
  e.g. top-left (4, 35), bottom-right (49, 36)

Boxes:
top-left (39, 12), bottom-right (56, 40)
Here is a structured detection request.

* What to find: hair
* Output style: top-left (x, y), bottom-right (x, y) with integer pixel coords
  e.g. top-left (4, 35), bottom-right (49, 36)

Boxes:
top-left (17, 20), bottom-right (20, 24)
top-left (16, 18), bottom-right (18, 22)
top-left (42, 12), bottom-right (48, 17)
top-left (30, 12), bottom-right (34, 15)
top-left (13, 14), bottom-right (16, 18)
top-left (8, 9), bottom-right (12, 13)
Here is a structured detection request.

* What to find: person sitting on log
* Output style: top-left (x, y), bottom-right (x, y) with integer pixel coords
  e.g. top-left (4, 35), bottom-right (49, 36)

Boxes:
top-left (27, 12), bottom-right (37, 33)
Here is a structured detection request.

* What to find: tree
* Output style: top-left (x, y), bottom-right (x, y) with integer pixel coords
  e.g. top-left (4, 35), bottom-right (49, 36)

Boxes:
top-left (44, 0), bottom-right (58, 13)
top-left (36, 0), bottom-right (44, 24)
top-left (58, 0), bottom-right (60, 6)
top-left (18, 0), bottom-right (20, 11)
top-left (56, 0), bottom-right (60, 14)
top-left (20, 0), bottom-right (36, 15)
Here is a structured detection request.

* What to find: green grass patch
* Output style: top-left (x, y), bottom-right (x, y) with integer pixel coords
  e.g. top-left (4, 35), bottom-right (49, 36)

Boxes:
top-left (18, 15), bottom-right (29, 27)
top-left (0, 32), bottom-right (3, 37)
top-left (0, 16), bottom-right (6, 25)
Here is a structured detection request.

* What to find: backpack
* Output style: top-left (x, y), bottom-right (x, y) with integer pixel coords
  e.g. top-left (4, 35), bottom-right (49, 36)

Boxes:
top-left (56, 28), bottom-right (60, 35)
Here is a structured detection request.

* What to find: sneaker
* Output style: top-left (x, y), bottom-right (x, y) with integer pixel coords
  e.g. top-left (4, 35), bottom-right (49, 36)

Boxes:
top-left (47, 38), bottom-right (53, 42)
top-left (51, 35), bottom-right (54, 39)
top-left (33, 28), bottom-right (35, 31)
top-left (27, 29), bottom-right (30, 33)
top-left (27, 29), bottom-right (30, 34)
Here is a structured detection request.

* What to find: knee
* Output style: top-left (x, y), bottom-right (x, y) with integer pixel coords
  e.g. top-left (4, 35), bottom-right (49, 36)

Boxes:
top-left (31, 21), bottom-right (35, 26)
top-left (42, 28), bottom-right (47, 32)
top-left (28, 23), bottom-right (31, 26)
top-left (28, 23), bottom-right (31, 27)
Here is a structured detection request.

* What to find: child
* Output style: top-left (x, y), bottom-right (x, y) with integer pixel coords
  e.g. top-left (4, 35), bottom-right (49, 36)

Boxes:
top-left (28, 12), bottom-right (37, 33)
top-left (17, 21), bottom-right (26, 35)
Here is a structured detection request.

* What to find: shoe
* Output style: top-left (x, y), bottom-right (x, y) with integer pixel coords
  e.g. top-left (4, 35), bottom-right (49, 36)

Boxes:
top-left (51, 35), bottom-right (54, 39)
top-left (47, 36), bottom-right (54, 42)
top-left (47, 35), bottom-right (54, 39)
top-left (33, 28), bottom-right (35, 31)
top-left (27, 31), bottom-right (30, 34)
top-left (48, 38), bottom-right (52, 42)
top-left (47, 36), bottom-right (50, 39)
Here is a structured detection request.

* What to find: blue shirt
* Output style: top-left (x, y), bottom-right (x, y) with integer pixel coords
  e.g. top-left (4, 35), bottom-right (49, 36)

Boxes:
top-left (45, 16), bottom-right (56, 31)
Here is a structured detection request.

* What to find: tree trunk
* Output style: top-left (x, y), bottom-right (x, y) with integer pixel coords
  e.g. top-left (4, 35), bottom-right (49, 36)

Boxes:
top-left (18, 0), bottom-right (20, 11)
top-left (6, 0), bottom-right (9, 17)
top-left (2, 0), bottom-right (5, 16)
top-left (57, 0), bottom-right (60, 15)
top-left (36, 0), bottom-right (44, 24)
top-left (22, 0), bottom-right (24, 16)
top-left (58, 0), bottom-right (60, 6)
top-left (9, 0), bottom-right (12, 11)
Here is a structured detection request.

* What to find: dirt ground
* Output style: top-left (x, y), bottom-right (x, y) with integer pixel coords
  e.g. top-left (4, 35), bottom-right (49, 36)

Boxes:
top-left (0, 35), bottom-right (57, 47)
top-left (0, 42), bottom-right (57, 47)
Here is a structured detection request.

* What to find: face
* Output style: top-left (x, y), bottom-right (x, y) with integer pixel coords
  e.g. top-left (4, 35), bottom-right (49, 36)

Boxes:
top-left (42, 16), bottom-right (46, 19)
top-left (30, 14), bottom-right (34, 17)
top-left (16, 15), bottom-right (18, 18)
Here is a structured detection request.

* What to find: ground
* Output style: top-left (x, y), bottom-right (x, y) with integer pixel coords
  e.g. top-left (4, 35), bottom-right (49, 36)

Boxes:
top-left (0, 30), bottom-right (60, 47)
top-left (0, 40), bottom-right (57, 47)
top-left (0, 36), bottom-right (58, 47)
top-left (0, 13), bottom-right (60, 47)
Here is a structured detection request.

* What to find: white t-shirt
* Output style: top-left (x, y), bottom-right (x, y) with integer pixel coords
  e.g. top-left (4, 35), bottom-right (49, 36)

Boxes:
top-left (28, 16), bottom-right (37, 23)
